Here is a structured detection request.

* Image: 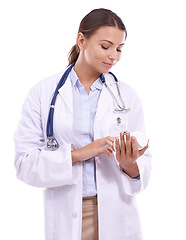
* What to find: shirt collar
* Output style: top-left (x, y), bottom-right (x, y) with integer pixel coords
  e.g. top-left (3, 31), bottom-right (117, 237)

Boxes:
top-left (91, 76), bottom-right (103, 91)
top-left (70, 68), bottom-right (103, 90)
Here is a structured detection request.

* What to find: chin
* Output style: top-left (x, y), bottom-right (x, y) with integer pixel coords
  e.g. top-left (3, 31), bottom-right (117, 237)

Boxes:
top-left (93, 63), bottom-right (112, 74)
top-left (102, 68), bottom-right (112, 74)
top-left (98, 66), bottom-right (111, 74)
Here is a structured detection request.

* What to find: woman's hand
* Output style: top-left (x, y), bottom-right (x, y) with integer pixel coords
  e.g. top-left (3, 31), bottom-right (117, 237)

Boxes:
top-left (71, 136), bottom-right (117, 164)
top-left (115, 132), bottom-right (149, 178)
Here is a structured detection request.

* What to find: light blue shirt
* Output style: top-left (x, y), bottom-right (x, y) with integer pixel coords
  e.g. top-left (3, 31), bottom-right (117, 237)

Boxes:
top-left (70, 69), bottom-right (103, 197)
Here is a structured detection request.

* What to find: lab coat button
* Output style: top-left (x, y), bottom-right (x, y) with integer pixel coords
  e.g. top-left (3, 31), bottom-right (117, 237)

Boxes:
top-left (72, 213), bottom-right (78, 218)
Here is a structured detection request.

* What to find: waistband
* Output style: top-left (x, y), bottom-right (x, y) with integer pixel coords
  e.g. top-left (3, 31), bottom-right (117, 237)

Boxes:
top-left (83, 195), bottom-right (97, 201)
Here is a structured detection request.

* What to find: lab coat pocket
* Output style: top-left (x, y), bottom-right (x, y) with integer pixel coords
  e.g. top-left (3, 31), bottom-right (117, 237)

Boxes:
top-left (109, 112), bottom-right (128, 137)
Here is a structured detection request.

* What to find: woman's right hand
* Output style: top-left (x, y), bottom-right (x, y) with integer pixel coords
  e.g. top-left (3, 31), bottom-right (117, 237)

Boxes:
top-left (71, 136), bottom-right (116, 164)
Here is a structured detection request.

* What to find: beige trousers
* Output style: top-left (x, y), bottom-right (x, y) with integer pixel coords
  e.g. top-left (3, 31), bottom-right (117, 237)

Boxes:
top-left (81, 195), bottom-right (99, 240)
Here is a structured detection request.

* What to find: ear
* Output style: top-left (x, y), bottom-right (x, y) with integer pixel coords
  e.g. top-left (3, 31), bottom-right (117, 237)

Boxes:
top-left (77, 32), bottom-right (86, 50)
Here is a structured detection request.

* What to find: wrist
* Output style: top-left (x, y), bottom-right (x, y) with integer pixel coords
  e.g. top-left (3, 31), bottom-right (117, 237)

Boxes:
top-left (71, 150), bottom-right (79, 164)
top-left (71, 144), bottom-right (94, 164)
top-left (120, 162), bottom-right (140, 179)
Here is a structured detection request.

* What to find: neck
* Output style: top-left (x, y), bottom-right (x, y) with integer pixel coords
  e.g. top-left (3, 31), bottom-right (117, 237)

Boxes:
top-left (73, 58), bottom-right (101, 90)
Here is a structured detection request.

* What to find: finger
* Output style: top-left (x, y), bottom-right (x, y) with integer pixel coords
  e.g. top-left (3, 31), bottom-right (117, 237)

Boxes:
top-left (109, 137), bottom-right (119, 151)
top-left (115, 139), bottom-right (121, 160)
top-left (115, 138), bottom-right (120, 152)
top-left (107, 136), bottom-right (118, 142)
top-left (125, 132), bottom-right (132, 153)
top-left (139, 140), bottom-right (149, 156)
top-left (120, 132), bottom-right (125, 152)
top-left (106, 137), bottom-right (116, 151)
top-left (103, 148), bottom-right (113, 158)
top-left (131, 136), bottom-right (139, 158)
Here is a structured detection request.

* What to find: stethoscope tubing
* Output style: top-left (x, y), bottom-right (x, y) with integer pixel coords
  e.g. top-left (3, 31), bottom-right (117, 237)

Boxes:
top-left (46, 62), bottom-right (75, 138)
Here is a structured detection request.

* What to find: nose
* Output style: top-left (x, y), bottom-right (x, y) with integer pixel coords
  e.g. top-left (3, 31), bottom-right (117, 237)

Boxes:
top-left (108, 50), bottom-right (117, 61)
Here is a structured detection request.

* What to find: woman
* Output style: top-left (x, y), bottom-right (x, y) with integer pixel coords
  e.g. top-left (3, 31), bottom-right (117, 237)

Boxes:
top-left (14, 8), bottom-right (152, 240)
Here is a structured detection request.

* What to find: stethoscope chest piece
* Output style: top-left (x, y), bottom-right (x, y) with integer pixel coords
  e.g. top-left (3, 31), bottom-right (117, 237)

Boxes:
top-left (47, 137), bottom-right (59, 151)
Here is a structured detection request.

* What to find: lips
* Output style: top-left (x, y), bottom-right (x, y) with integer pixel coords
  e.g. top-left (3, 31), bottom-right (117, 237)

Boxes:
top-left (103, 62), bottom-right (114, 69)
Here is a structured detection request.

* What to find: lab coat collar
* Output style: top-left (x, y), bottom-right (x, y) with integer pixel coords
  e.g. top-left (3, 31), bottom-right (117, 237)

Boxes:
top-left (96, 73), bottom-right (116, 119)
top-left (58, 75), bottom-right (73, 114)
top-left (70, 68), bottom-right (79, 87)
top-left (95, 84), bottom-right (112, 119)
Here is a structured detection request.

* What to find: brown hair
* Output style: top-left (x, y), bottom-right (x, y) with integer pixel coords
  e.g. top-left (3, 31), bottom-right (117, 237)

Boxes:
top-left (68, 8), bottom-right (127, 66)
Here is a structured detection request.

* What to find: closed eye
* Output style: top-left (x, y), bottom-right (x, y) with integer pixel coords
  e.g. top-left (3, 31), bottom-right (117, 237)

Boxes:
top-left (101, 45), bottom-right (123, 52)
top-left (101, 45), bottom-right (109, 50)
top-left (117, 48), bottom-right (122, 52)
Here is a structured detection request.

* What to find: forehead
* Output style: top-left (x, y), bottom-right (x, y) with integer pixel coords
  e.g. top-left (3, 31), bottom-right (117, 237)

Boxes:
top-left (91, 26), bottom-right (125, 44)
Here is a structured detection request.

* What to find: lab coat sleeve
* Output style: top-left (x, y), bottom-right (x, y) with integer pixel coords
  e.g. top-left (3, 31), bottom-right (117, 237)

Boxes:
top-left (119, 87), bottom-right (152, 196)
top-left (120, 150), bottom-right (152, 196)
top-left (14, 83), bottom-right (80, 188)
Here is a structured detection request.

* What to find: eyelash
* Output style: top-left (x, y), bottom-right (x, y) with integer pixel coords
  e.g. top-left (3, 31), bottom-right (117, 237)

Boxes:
top-left (101, 45), bottom-right (122, 52)
top-left (101, 45), bottom-right (109, 50)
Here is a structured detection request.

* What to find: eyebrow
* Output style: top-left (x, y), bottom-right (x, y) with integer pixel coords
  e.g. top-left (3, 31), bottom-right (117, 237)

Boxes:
top-left (100, 40), bottom-right (125, 46)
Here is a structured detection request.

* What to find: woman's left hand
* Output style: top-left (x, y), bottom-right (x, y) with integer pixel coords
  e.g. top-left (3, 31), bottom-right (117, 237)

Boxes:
top-left (115, 132), bottom-right (149, 178)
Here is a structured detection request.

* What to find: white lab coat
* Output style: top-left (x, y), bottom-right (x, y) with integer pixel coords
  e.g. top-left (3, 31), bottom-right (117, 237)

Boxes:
top-left (14, 70), bottom-right (152, 240)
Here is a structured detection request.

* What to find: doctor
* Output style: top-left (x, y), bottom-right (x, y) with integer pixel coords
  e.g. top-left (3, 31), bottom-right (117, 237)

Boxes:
top-left (14, 8), bottom-right (152, 240)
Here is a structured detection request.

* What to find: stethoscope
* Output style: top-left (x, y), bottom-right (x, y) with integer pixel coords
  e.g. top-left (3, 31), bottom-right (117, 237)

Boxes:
top-left (46, 62), bottom-right (131, 150)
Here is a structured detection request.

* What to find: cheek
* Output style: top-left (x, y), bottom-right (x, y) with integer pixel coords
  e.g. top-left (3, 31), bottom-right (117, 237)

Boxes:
top-left (117, 53), bottom-right (122, 61)
top-left (88, 46), bottom-right (107, 61)
top-left (97, 49), bottom-right (108, 59)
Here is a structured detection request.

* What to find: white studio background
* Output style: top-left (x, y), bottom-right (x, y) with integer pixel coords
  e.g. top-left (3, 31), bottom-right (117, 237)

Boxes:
top-left (0, 0), bottom-right (185, 239)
